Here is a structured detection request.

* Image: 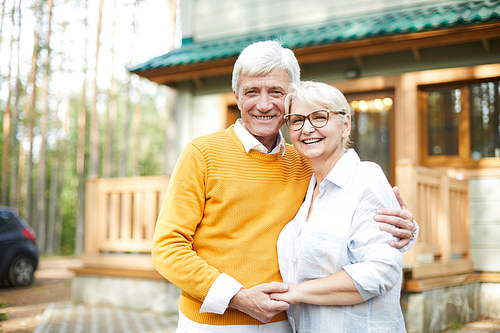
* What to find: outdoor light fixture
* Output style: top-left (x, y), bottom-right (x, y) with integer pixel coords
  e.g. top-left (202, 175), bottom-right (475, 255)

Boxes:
top-left (343, 68), bottom-right (361, 80)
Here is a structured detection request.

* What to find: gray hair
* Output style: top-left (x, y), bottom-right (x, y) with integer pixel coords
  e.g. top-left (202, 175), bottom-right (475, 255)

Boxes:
top-left (285, 81), bottom-right (352, 149)
top-left (232, 40), bottom-right (300, 95)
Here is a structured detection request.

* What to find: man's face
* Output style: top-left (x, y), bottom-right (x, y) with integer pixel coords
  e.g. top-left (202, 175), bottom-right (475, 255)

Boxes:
top-left (234, 68), bottom-right (289, 150)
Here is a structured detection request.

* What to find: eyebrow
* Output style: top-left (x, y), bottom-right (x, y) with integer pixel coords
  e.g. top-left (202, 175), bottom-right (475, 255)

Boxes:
top-left (269, 87), bottom-right (286, 92)
top-left (241, 83), bottom-right (287, 92)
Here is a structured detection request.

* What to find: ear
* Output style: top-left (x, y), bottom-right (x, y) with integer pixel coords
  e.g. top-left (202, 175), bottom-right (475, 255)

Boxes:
top-left (234, 91), bottom-right (242, 110)
top-left (342, 113), bottom-right (351, 139)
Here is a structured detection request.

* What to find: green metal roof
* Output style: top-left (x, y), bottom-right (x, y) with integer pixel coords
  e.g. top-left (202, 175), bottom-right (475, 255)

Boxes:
top-left (129, 0), bottom-right (500, 73)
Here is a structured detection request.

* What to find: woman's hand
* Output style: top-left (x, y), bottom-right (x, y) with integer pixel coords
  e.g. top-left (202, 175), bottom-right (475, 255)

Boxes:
top-left (270, 284), bottom-right (298, 304)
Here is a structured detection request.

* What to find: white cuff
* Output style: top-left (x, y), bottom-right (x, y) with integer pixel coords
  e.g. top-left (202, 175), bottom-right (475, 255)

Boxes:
top-left (199, 273), bottom-right (243, 314)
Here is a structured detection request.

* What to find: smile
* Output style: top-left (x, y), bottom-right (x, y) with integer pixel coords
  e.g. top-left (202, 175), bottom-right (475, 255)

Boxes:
top-left (255, 116), bottom-right (274, 120)
top-left (303, 138), bottom-right (322, 144)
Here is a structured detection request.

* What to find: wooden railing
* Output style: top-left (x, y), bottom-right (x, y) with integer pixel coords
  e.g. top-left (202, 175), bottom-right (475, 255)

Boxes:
top-left (80, 176), bottom-right (170, 278)
top-left (79, 164), bottom-right (473, 287)
top-left (396, 159), bottom-right (473, 290)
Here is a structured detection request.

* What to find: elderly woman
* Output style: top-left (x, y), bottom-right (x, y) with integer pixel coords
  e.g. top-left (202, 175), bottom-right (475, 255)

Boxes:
top-left (271, 81), bottom-right (406, 332)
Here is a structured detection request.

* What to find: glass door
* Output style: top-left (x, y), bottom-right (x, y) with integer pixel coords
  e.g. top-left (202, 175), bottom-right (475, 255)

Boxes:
top-left (345, 90), bottom-right (394, 182)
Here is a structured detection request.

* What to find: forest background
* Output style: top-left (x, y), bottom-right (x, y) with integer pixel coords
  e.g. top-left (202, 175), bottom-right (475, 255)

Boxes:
top-left (0, 0), bottom-right (179, 256)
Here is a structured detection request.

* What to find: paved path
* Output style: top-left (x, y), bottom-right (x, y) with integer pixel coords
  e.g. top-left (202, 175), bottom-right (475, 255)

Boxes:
top-left (33, 302), bottom-right (178, 333)
top-left (32, 302), bottom-right (500, 333)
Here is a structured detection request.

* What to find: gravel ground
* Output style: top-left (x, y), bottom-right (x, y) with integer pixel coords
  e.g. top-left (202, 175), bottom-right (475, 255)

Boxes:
top-left (0, 257), bottom-right (79, 333)
top-left (440, 317), bottom-right (500, 333)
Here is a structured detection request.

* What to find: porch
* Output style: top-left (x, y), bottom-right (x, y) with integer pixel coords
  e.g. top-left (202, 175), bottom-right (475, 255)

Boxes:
top-left (70, 162), bottom-right (497, 332)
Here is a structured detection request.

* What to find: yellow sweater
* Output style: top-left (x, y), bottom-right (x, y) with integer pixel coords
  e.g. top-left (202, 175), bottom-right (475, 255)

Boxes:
top-left (152, 127), bottom-right (312, 325)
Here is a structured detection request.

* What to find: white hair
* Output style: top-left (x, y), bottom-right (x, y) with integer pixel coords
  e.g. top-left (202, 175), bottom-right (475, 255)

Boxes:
top-left (285, 81), bottom-right (352, 149)
top-left (232, 40), bottom-right (300, 95)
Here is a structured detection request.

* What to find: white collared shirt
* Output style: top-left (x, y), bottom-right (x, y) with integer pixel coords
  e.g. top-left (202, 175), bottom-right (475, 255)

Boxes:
top-left (233, 119), bottom-right (286, 155)
top-left (277, 149), bottom-right (406, 332)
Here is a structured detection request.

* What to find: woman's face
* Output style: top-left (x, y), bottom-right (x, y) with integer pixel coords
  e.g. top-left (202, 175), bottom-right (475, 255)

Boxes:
top-left (289, 100), bottom-right (351, 165)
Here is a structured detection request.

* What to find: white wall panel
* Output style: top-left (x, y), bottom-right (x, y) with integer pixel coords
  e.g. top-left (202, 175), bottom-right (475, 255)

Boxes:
top-left (188, 0), bottom-right (439, 41)
top-left (469, 178), bottom-right (500, 272)
top-left (470, 249), bottom-right (500, 272)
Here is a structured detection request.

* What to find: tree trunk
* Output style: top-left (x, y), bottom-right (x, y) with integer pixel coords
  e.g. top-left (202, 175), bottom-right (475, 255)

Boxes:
top-left (24, 1), bottom-right (43, 223)
top-left (89, 0), bottom-right (105, 178)
top-left (1, 2), bottom-right (17, 205)
top-left (46, 149), bottom-right (59, 254)
top-left (164, 0), bottom-right (179, 174)
top-left (120, 0), bottom-right (140, 177)
top-left (0, 0), bottom-right (6, 57)
top-left (17, 136), bottom-right (25, 210)
top-left (54, 139), bottom-right (68, 255)
top-left (10, 0), bottom-right (23, 208)
top-left (132, 83), bottom-right (142, 177)
top-left (104, 0), bottom-right (117, 178)
top-left (75, 0), bottom-right (89, 256)
top-left (47, 7), bottom-right (67, 255)
top-left (120, 77), bottom-right (132, 177)
top-left (36, 0), bottom-right (54, 253)
top-left (53, 116), bottom-right (70, 255)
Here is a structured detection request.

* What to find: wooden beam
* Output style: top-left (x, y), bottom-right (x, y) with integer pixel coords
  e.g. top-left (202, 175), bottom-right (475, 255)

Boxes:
top-left (411, 47), bottom-right (421, 62)
top-left (408, 260), bottom-right (474, 280)
top-left (81, 253), bottom-right (156, 270)
top-left (481, 38), bottom-right (490, 52)
top-left (70, 267), bottom-right (164, 280)
top-left (404, 273), bottom-right (480, 292)
top-left (477, 272), bottom-right (500, 283)
top-left (193, 77), bottom-right (203, 89)
top-left (354, 55), bottom-right (363, 67)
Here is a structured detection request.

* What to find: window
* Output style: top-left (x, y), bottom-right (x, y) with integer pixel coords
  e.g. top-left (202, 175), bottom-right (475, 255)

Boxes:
top-left (422, 79), bottom-right (500, 166)
top-left (347, 91), bottom-right (394, 182)
top-left (0, 211), bottom-right (13, 230)
top-left (470, 82), bottom-right (500, 160)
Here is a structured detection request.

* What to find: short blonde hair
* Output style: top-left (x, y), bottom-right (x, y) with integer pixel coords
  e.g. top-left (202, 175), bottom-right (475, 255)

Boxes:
top-left (285, 81), bottom-right (352, 149)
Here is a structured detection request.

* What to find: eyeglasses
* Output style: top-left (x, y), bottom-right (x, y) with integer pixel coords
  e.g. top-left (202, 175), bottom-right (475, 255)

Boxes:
top-left (284, 109), bottom-right (346, 131)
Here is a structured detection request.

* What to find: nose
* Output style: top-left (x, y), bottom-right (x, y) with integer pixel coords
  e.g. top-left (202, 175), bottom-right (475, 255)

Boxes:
top-left (256, 93), bottom-right (273, 112)
top-left (301, 118), bottom-right (316, 133)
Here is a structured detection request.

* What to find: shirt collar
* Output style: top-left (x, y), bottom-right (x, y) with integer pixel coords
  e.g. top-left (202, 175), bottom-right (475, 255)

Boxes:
top-left (233, 119), bottom-right (286, 156)
top-left (323, 149), bottom-right (360, 188)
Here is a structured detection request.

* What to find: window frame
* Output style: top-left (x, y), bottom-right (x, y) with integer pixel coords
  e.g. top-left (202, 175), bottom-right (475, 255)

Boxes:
top-left (420, 79), bottom-right (500, 168)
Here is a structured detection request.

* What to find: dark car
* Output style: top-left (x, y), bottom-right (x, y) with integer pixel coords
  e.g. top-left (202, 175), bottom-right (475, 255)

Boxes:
top-left (0, 206), bottom-right (39, 286)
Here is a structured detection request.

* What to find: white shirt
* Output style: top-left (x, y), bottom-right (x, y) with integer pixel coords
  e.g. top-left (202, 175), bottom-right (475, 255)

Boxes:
top-left (233, 118), bottom-right (286, 156)
top-left (277, 149), bottom-right (407, 333)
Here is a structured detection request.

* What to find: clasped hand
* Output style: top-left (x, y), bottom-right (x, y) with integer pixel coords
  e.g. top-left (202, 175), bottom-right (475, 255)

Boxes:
top-left (229, 282), bottom-right (291, 323)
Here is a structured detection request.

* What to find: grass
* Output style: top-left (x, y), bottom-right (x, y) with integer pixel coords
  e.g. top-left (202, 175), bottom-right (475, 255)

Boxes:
top-left (447, 318), bottom-right (464, 332)
top-left (0, 301), bottom-right (7, 321)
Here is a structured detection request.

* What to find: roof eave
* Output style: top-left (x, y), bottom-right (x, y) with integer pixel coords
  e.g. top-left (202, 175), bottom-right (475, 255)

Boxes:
top-left (132, 22), bottom-right (500, 87)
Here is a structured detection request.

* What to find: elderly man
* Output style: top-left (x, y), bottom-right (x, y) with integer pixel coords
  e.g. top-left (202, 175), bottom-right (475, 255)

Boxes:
top-left (152, 40), bottom-right (418, 333)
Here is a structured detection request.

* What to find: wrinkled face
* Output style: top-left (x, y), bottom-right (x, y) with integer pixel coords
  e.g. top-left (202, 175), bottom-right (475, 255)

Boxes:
top-left (289, 100), bottom-right (350, 164)
top-left (234, 68), bottom-right (289, 150)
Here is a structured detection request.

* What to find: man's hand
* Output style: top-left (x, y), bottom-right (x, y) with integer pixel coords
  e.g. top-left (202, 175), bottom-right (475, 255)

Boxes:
top-left (375, 186), bottom-right (416, 249)
top-left (229, 282), bottom-right (290, 323)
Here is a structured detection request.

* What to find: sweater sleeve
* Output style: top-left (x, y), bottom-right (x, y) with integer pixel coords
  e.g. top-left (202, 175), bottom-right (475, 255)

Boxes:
top-left (152, 142), bottom-right (221, 302)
